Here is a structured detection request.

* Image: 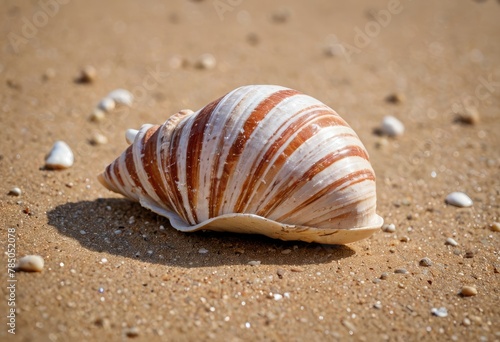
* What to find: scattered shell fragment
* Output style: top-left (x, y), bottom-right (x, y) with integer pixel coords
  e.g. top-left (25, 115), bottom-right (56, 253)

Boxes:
top-left (460, 286), bottom-right (477, 297)
top-left (8, 187), bottom-right (22, 196)
top-left (490, 222), bottom-right (500, 232)
top-left (247, 260), bottom-right (261, 266)
top-left (195, 53), bottom-right (216, 70)
top-left (445, 192), bottom-right (473, 208)
top-left (380, 116), bottom-right (405, 137)
top-left (125, 129), bottom-right (139, 145)
top-left (382, 223), bottom-right (396, 233)
top-left (89, 108), bottom-right (106, 122)
top-left (79, 65), bottom-right (97, 83)
top-left (125, 327), bottom-right (139, 338)
top-left (456, 106), bottom-right (479, 125)
top-left (16, 255), bottom-right (44, 272)
top-left (419, 257), bottom-right (432, 267)
top-left (431, 307), bottom-right (448, 317)
top-left (45, 141), bottom-right (74, 170)
top-left (198, 248), bottom-right (208, 254)
top-left (98, 97), bottom-right (116, 112)
top-left (445, 237), bottom-right (459, 246)
top-left (394, 268), bottom-right (408, 274)
top-left (385, 93), bottom-right (406, 104)
top-left (90, 133), bottom-right (108, 146)
top-left (107, 89), bottom-right (134, 106)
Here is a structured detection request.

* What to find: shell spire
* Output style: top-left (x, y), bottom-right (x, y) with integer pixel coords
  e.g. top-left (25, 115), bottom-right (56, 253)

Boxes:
top-left (98, 85), bottom-right (383, 244)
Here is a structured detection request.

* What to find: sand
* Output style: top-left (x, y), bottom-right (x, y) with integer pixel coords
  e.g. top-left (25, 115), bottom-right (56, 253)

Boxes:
top-left (1, 0), bottom-right (499, 341)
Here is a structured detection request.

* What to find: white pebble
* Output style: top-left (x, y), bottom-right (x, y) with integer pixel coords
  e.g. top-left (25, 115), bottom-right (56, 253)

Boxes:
top-left (431, 307), bottom-right (448, 317)
top-left (107, 89), bottom-right (133, 106)
top-left (90, 132), bottom-right (108, 146)
top-left (460, 285), bottom-right (477, 297)
top-left (16, 255), bottom-right (44, 272)
top-left (381, 115), bottom-right (405, 137)
top-left (89, 108), bottom-right (106, 122)
top-left (196, 53), bottom-right (216, 70)
top-left (125, 129), bottom-right (139, 145)
top-left (79, 65), bottom-right (97, 83)
top-left (273, 293), bottom-right (283, 301)
top-left (8, 187), bottom-right (22, 196)
top-left (247, 260), bottom-right (261, 266)
top-left (98, 97), bottom-right (116, 112)
top-left (445, 237), bottom-right (459, 246)
top-left (45, 141), bottom-right (74, 169)
top-left (490, 222), bottom-right (500, 232)
top-left (445, 192), bottom-right (473, 208)
top-left (198, 248), bottom-right (209, 254)
top-left (382, 223), bottom-right (396, 233)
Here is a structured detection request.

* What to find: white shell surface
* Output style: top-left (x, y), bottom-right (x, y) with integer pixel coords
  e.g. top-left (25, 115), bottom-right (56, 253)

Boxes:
top-left (45, 141), bottom-right (74, 169)
top-left (381, 115), bottom-right (404, 137)
top-left (98, 97), bottom-right (116, 112)
top-left (107, 89), bottom-right (134, 106)
top-left (16, 255), bottom-right (44, 272)
top-left (125, 129), bottom-right (139, 145)
top-left (445, 192), bottom-right (473, 207)
top-left (99, 85), bottom-right (383, 244)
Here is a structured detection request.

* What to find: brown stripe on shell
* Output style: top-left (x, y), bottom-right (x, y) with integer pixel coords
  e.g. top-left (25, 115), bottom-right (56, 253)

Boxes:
top-left (139, 125), bottom-right (173, 209)
top-left (211, 89), bottom-right (301, 217)
top-left (274, 168), bottom-right (376, 224)
top-left (112, 157), bottom-right (125, 188)
top-left (185, 96), bottom-right (224, 223)
top-left (233, 106), bottom-right (344, 212)
top-left (124, 144), bottom-right (146, 195)
top-left (257, 144), bottom-right (371, 218)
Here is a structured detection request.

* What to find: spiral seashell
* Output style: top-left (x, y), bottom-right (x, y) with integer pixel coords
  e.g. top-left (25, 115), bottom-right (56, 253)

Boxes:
top-left (98, 85), bottom-right (383, 244)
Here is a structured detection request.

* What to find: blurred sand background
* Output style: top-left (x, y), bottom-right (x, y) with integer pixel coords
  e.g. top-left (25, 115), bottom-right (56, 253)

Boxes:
top-left (1, 0), bottom-right (499, 341)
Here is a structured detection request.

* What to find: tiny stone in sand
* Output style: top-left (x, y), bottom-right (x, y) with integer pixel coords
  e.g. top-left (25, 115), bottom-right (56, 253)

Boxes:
top-left (445, 237), bottom-right (459, 246)
top-left (431, 307), bottom-right (448, 317)
top-left (8, 187), bottom-right (22, 196)
top-left (394, 268), bottom-right (408, 274)
top-left (489, 222), bottom-right (500, 232)
top-left (419, 257), bottom-right (432, 267)
top-left (16, 255), bottom-right (44, 272)
top-left (380, 115), bottom-right (405, 137)
top-left (45, 141), bottom-right (74, 170)
top-left (196, 53), bottom-right (216, 70)
top-left (445, 192), bottom-right (473, 207)
top-left (382, 223), bottom-right (396, 233)
top-left (460, 285), bottom-right (477, 297)
top-left (385, 92), bottom-right (406, 104)
top-left (89, 132), bottom-right (108, 146)
top-left (248, 260), bottom-right (261, 266)
top-left (456, 106), bottom-right (479, 125)
top-left (89, 108), bottom-right (106, 122)
top-left (98, 97), bottom-right (116, 112)
top-left (79, 65), bottom-right (97, 83)
top-left (107, 89), bottom-right (134, 106)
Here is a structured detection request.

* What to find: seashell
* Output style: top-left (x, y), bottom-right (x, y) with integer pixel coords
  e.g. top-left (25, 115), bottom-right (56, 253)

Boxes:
top-left (107, 89), bottom-right (134, 106)
top-left (98, 85), bottom-right (383, 244)
top-left (16, 255), bottom-right (44, 272)
top-left (380, 115), bottom-right (404, 137)
top-left (45, 141), bottom-right (74, 169)
top-left (445, 192), bottom-right (473, 208)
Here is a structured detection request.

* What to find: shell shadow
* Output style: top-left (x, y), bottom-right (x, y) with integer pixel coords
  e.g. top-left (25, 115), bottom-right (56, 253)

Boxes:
top-left (46, 198), bottom-right (356, 268)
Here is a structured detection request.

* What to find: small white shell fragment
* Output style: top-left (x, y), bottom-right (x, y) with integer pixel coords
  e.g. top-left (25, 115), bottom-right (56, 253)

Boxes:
top-left (445, 192), bottom-right (473, 208)
top-left (98, 97), bottom-right (116, 112)
top-left (196, 53), bottom-right (216, 70)
top-left (431, 307), bottom-right (448, 317)
top-left (198, 248), bottom-right (208, 254)
top-left (89, 108), bottom-right (106, 122)
top-left (490, 222), bottom-right (500, 232)
top-left (382, 223), bottom-right (396, 233)
top-left (45, 141), bottom-right (74, 170)
top-left (381, 115), bottom-right (405, 137)
top-left (90, 132), bottom-right (108, 146)
top-left (107, 89), bottom-right (133, 106)
top-left (8, 187), bottom-right (22, 196)
top-left (247, 260), bottom-right (261, 266)
top-left (125, 129), bottom-right (139, 145)
top-left (445, 237), bottom-right (459, 246)
top-left (16, 255), bottom-right (44, 272)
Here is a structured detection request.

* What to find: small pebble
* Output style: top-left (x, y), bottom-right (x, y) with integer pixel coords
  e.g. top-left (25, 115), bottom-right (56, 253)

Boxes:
top-left (125, 326), bottom-right (139, 338)
top-left (400, 236), bottom-right (410, 242)
top-left (107, 89), bottom-right (133, 106)
top-left (380, 115), bottom-right (405, 137)
top-left (380, 272), bottom-right (389, 280)
top-left (456, 106), bottom-right (479, 125)
top-left (272, 293), bottom-right (283, 301)
top-left (248, 260), bottom-right (261, 266)
top-left (8, 187), bottom-right (22, 196)
top-left (198, 248), bottom-right (209, 254)
top-left (42, 68), bottom-right (56, 81)
top-left (281, 249), bottom-right (292, 255)
top-left (16, 255), bottom-right (44, 272)
top-left (45, 141), bottom-right (74, 170)
top-left (382, 223), bottom-right (396, 233)
top-left (89, 132), bottom-right (108, 146)
top-left (489, 222), bottom-right (500, 232)
top-left (271, 7), bottom-right (291, 23)
top-left (89, 108), bottom-right (106, 122)
top-left (125, 129), bottom-right (139, 145)
top-left (277, 269), bottom-right (285, 278)
top-left (463, 317), bottom-right (471, 326)
top-left (445, 192), bottom-right (473, 208)
top-left (98, 97), bottom-right (116, 112)
top-left (78, 65), bottom-right (97, 83)
top-left (373, 301), bottom-right (382, 309)
top-left (196, 53), bottom-right (216, 70)
top-left (394, 268), bottom-right (408, 274)
top-left (445, 237), bottom-right (459, 246)
top-left (460, 285), bottom-right (477, 297)
top-left (385, 92), bottom-right (406, 104)
top-left (169, 55), bottom-right (187, 69)
top-left (431, 307), bottom-right (448, 318)
top-left (419, 257), bottom-right (433, 267)
top-left (464, 250), bottom-right (474, 258)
